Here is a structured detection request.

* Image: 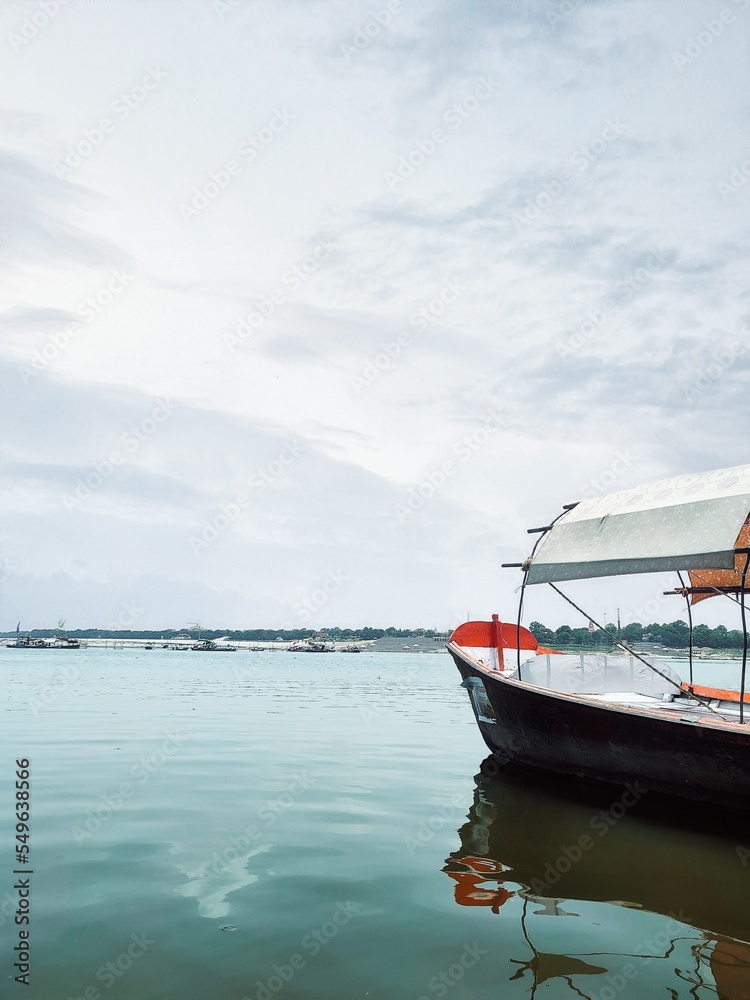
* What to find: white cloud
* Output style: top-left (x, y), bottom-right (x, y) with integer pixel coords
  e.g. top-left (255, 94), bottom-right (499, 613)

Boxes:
top-left (1, 0), bottom-right (748, 629)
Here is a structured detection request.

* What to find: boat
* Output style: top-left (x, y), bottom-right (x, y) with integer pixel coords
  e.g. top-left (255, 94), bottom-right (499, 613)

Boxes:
top-left (191, 639), bottom-right (237, 651)
top-left (6, 635), bottom-right (48, 648)
top-left (288, 638), bottom-right (334, 652)
top-left (6, 633), bottom-right (79, 649)
top-left (448, 464), bottom-right (750, 811)
top-left (49, 635), bottom-right (80, 649)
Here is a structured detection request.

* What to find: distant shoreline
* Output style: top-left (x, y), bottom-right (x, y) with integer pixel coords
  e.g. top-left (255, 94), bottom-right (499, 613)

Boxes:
top-left (0, 628), bottom-right (449, 642)
top-left (3, 620), bottom-right (747, 649)
top-left (1, 626), bottom-right (745, 658)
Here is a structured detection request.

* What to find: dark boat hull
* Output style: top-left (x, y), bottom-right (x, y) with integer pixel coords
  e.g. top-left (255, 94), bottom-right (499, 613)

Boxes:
top-left (449, 643), bottom-right (750, 811)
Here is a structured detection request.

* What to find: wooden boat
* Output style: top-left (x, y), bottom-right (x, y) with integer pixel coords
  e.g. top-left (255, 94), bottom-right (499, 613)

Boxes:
top-left (7, 634), bottom-right (79, 649)
top-left (448, 464), bottom-right (750, 810)
top-left (6, 618), bottom-right (80, 649)
top-left (288, 638), bottom-right (334, 652)
top-left (49, 635), bottom-right (80, 649)
top-left (6, 635), bottom-right (48, 648)
top-left (191, 639), bottom-right (237, 651)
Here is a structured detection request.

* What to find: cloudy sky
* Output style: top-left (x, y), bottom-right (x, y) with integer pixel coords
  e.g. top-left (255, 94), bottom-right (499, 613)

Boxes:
top-left (1, 0), bottom-right (749, 632)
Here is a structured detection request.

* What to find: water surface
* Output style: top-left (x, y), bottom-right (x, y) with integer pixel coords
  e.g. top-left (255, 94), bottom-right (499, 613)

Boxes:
top-left (1, 648), bottom-right (748, 999)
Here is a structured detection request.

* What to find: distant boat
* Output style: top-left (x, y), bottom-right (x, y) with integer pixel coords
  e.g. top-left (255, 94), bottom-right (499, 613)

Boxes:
top-left (288, 638), bottom-right (334, 652)
top-left (449, 464), bottom-right (750, 811)
top-left (191, 639), bottom-right (237, 652)
top-left (7, 634), bottom-right (79, 649)
top-left (49, 636), bottom-right (80, 649)
top-left (7, 635), bottom-right (48, 648)
top-left (339, 644), bottom-right (362, 652)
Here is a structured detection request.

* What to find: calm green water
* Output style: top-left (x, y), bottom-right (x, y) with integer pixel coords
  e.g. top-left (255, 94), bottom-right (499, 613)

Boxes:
top-left (1, 648), bottom-right (749, 1000)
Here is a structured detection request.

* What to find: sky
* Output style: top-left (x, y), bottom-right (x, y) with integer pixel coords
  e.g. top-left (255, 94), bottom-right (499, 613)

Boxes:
top-left (1, 0), bottom-right (749, 632)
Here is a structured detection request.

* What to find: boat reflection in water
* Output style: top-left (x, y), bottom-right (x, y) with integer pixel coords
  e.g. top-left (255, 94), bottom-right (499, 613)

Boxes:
top-left (443, 762), bottom-right (750, 999)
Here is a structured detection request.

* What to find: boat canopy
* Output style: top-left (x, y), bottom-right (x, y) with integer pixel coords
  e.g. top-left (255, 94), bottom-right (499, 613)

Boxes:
top-left (527, 465), bottom-right (750, 585)
top-left (688, 519), bottom-right (750, 603)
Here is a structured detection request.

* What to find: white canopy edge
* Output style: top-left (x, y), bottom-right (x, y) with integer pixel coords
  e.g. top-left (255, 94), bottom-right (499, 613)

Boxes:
top-left (527, 465), bottom-right (750, 585)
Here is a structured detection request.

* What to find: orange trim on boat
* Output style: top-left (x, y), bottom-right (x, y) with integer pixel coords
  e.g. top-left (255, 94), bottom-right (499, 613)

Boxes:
top-left (449, 618), bottom-right (563, 670)
top-left (681, 682), bottom-right (750, 704)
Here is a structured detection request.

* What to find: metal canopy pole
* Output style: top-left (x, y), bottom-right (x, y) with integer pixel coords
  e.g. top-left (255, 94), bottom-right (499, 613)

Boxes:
top-left (740, 552), bottom-right (749, 725)
top-left (503, 504), bottom-right (578, 681)
top-left (677, 571), bottom-right (694, 688)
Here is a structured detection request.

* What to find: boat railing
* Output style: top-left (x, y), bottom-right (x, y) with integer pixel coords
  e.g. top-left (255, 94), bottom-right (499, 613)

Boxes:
top-left (503, 652), bottom-right (683, 697)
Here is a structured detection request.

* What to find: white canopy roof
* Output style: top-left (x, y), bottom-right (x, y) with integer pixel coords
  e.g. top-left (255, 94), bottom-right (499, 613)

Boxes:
top-left (526, 465), bottom-right (750, 585)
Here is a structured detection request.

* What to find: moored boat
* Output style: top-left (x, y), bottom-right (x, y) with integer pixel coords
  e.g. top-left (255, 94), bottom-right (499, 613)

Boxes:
top-left (49, 635), bottom-right (80, 649)
top-left (448, 464), bottom-right (750, 811)
top-left (6, 635), bottom-right (48, 648)
top-left (191, 639), bottom-right (237, 651)
top-left (6, 634), bottom-right (80, 649)
top-left (288, 638), bottom-right (334, 652)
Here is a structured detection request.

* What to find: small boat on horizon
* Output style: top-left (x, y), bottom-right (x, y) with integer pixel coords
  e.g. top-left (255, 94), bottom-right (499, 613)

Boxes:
top-left (49, 635), bottom-right (80, 649)
top-left (6, 635), bottom-right (48, 648)
top-left (191, 639), bottom-right (237, 652)
top-left (7, 627), bottom-right (80, 649)
top-left (449, 464), bottom-right (750, 811)
top-left (288, 637), bottom-right (335, 652)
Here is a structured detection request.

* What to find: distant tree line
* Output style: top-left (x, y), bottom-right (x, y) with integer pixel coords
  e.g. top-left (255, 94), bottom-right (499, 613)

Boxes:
top-left (0, 626), bottom-right (448, 641)
top-left (529, 620), bottom-right (747, 650)
top-left (1, 621), bottom-right (745, 647)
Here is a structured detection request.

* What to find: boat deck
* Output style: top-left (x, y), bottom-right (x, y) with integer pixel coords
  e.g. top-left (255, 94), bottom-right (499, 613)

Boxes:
top-left (584, 690), bottom-right (744, 722)
top-left (463, 646), bottom-right (749, 729)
